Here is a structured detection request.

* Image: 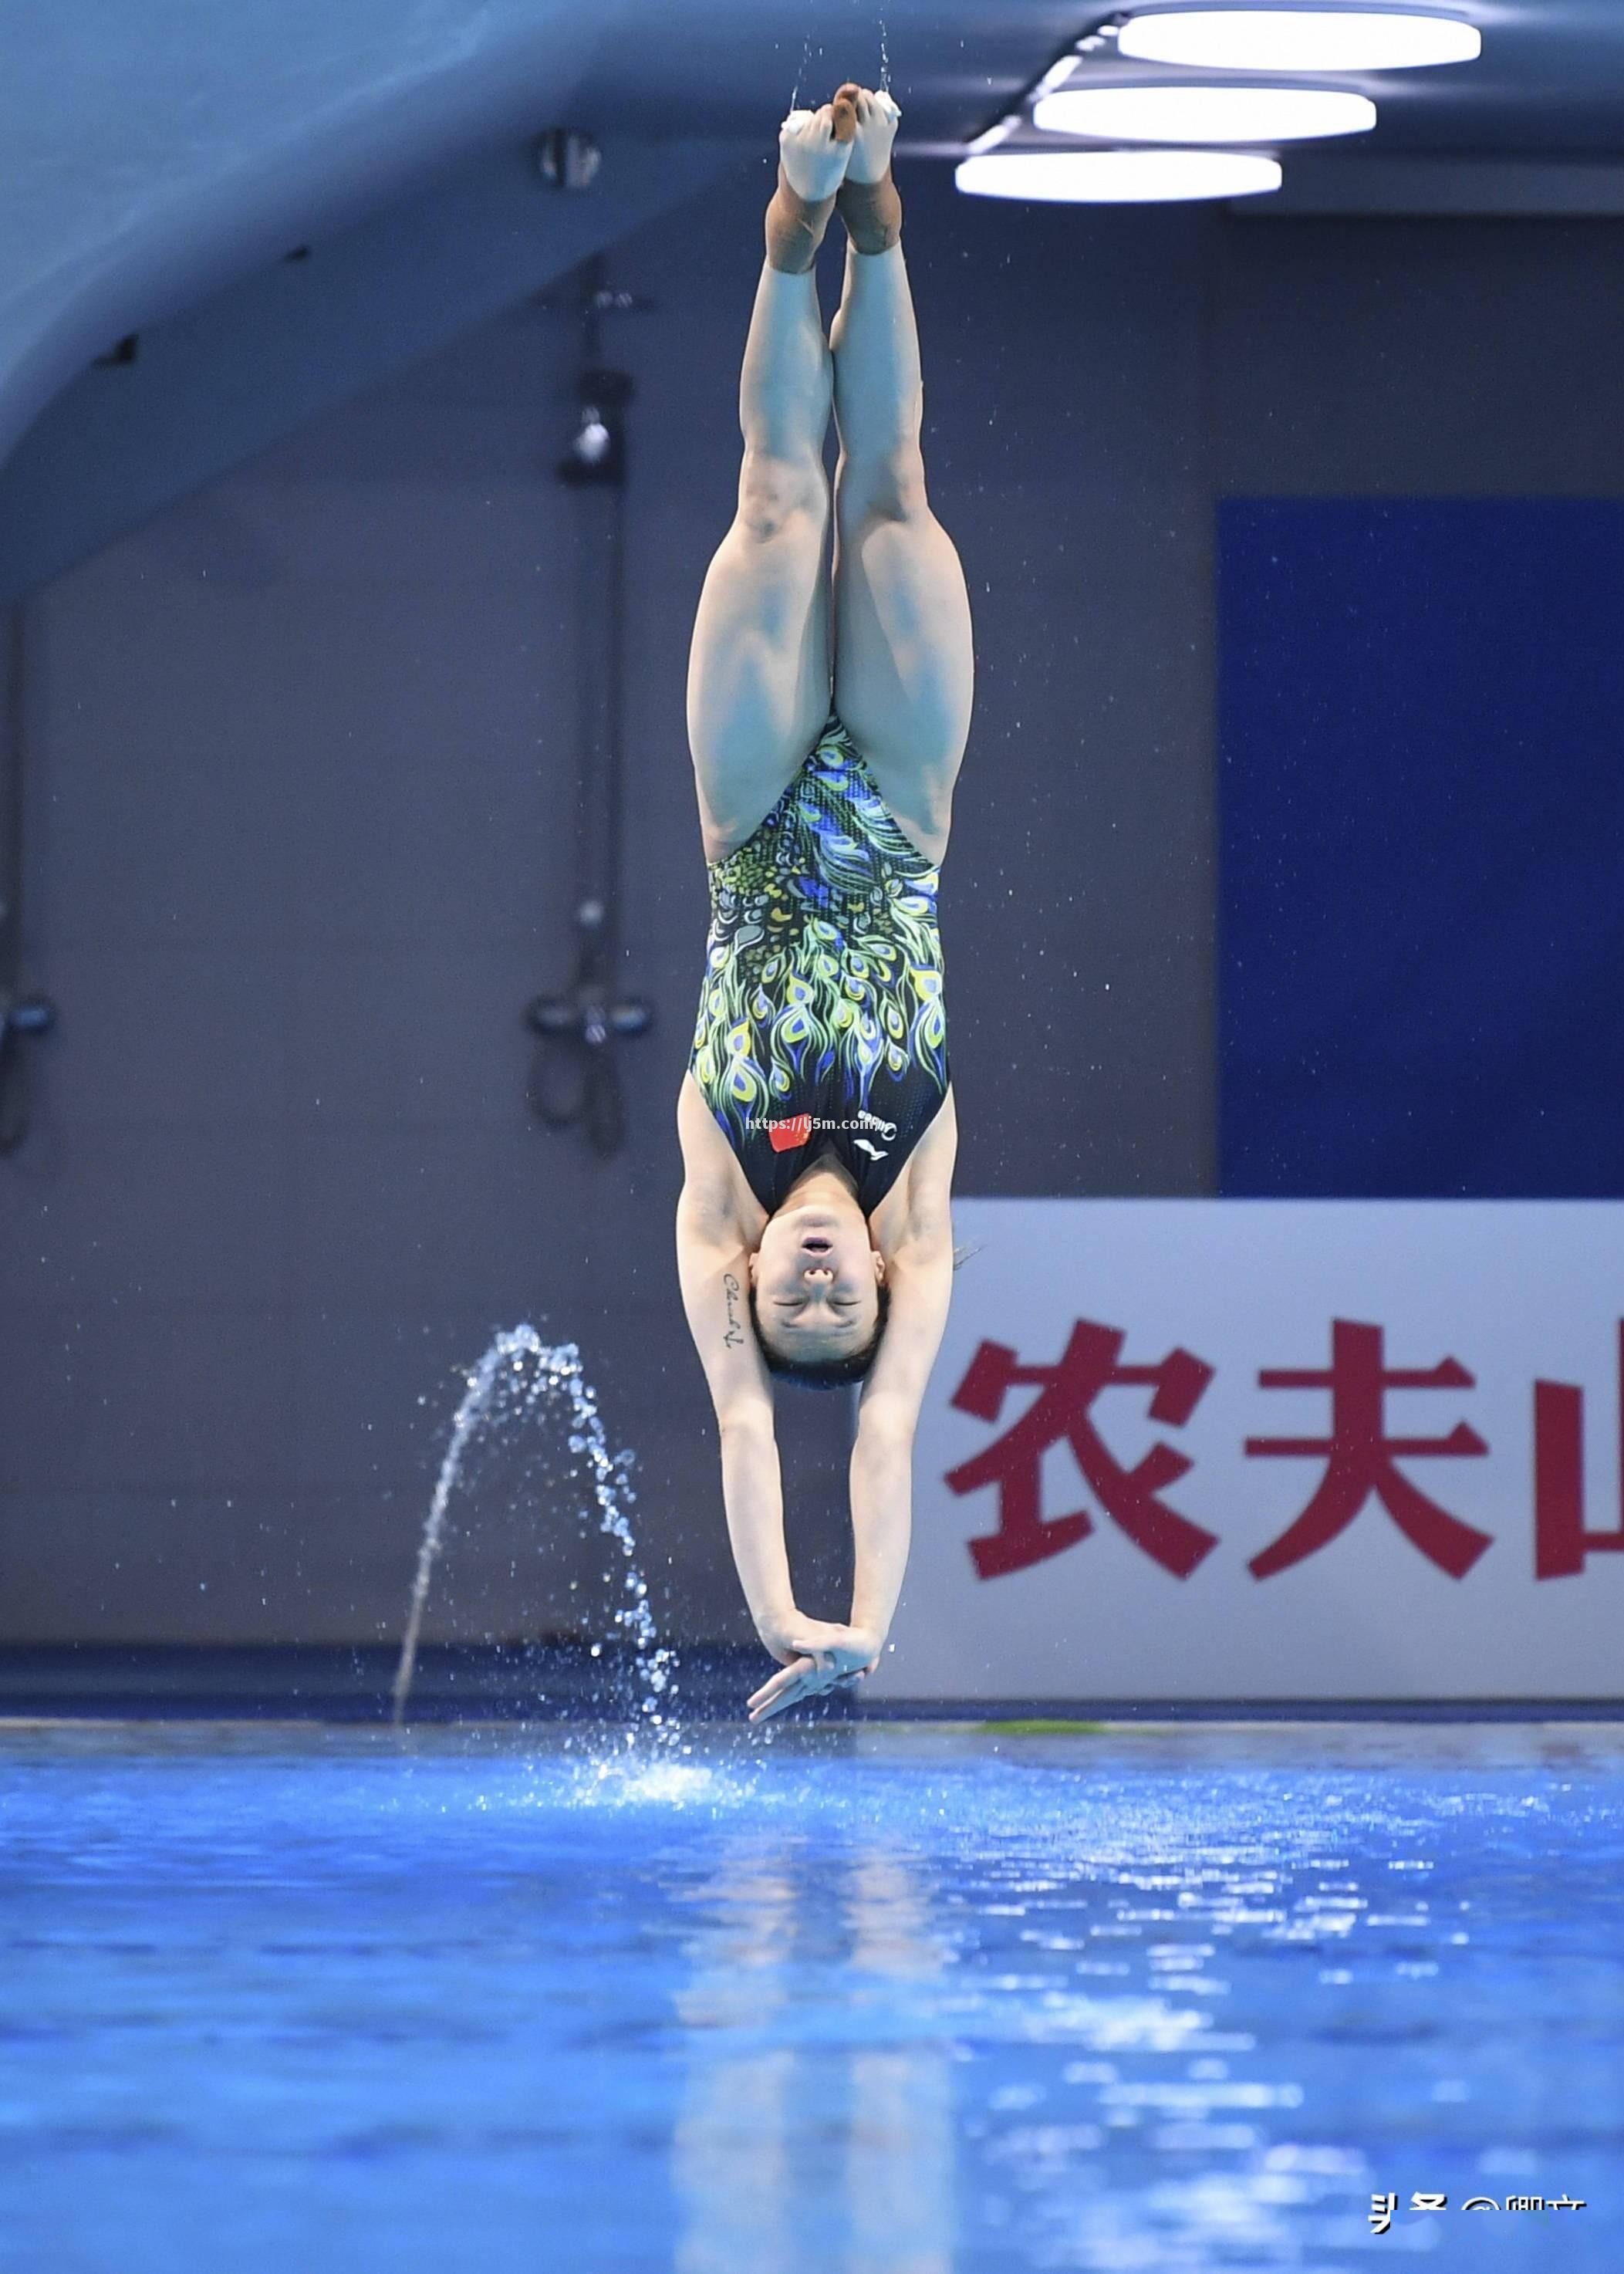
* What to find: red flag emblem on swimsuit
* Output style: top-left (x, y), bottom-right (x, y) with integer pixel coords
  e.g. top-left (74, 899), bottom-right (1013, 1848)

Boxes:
top-left (768, 1113), bottom-right (813, 1153)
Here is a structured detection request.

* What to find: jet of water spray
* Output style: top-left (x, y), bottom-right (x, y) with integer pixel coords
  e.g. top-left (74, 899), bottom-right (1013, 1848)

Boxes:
top-left (789, 34), bottom-right (812, 113)
top-left (391, 1327), bottom-right (676, 1738)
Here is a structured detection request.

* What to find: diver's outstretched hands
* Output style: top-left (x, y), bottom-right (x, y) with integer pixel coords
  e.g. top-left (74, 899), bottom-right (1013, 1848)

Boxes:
top-left (747, 1618), bottom-right (883, 1724)
top-left (787, 1617), bottom-right (883, 1676)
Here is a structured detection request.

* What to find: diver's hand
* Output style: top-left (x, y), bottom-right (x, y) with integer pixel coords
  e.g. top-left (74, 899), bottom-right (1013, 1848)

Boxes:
top-left (746, 1654), bottom-right (833, 1722)
top-left (745, 1620), bottom-right (883, 1723)
top-left (755, 1609), bottom-right (811, 1667)
top-left (783, 1618), bottom-right (883, 1678)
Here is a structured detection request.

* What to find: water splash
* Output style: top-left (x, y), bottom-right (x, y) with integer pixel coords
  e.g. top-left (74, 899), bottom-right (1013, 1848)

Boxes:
top-left (789, 25), bottom-right (889, 116)
top-left (789, 34), bottom-right (812, 113)
top-left (570, 1755), bottom-right (728, 1809)
top-left (391, 1326), bottom-right (676, 1738)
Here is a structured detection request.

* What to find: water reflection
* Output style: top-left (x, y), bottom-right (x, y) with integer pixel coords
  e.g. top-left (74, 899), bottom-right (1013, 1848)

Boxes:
top-left (670, 1852), bottom-right (799, 2274)
top-left (0, 1724), bottom-right (1617, 2269)
top-left (846, 1856), bottom-right (954, 2274)
top-left (671, 1835), bottom-right (953, 2273)
top-left (657, 1728), bottom-right (1624, 2270)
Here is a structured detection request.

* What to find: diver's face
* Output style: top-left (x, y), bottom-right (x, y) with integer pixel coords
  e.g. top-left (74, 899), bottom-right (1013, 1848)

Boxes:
top-left (751, 1195), bottom-right (882, 1363)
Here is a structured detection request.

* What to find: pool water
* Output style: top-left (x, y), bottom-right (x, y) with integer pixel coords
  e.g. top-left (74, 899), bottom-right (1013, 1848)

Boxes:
top-left (0, 1719), bottom-right (1619, 2272)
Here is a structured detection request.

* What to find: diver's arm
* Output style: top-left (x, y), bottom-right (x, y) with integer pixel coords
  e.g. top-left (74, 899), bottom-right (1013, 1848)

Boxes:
top-left (675, 1193), bottom-right (804, 1654)
top-left (847, 1093), bottom-right (959, 1648)
top-left (675, 1082), bottom-right (802, 1657)
top-left (740, 1172), bottom-right (958, 1720)
top-left (847, 1221), bottom-right (954, 1649)
top-left (765, 1222), bottom-right (955, 1696)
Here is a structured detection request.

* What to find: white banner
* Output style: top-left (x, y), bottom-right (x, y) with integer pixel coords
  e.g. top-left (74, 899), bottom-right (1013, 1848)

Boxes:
top-left (869, 1200), bottom-right (1624, 1702)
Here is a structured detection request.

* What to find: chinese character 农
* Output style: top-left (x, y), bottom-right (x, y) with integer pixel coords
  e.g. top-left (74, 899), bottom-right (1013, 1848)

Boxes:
top-left (1410, 2193), bottom-right (1447, 2211)
top-left (946, 1321), bottom-right (1218, 1580)
top-left (1534, 1323), bottom-right (1624, 1579)
top-left (1245, 1320), bottom-right (1492, 1580)
top-left (1551, 2195), bottom-right (1587, 2210)
top-left (1369, 2192), bottom-right (1397, 2235)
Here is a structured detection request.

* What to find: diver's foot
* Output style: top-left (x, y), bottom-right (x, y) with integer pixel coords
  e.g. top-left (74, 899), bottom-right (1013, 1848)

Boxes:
top-left (767, 101), bottom-right (855, 273)
top-left (841, 84), bottom-right (899, 184)
top-left (780, 100), bottom-right (855, 201)
top-left (836, 85), bottom-right (903, 254)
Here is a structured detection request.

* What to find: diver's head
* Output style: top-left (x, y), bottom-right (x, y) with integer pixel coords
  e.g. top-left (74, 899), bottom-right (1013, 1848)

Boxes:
top-left (748, 1186), bottom-right (887, 1387)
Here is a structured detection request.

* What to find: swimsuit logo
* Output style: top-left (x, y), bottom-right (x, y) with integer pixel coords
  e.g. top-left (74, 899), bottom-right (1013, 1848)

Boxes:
top-left (853, 1138), bottom-right (890, 1161)
top-left (767, 1113), bottom-right (813, 1153)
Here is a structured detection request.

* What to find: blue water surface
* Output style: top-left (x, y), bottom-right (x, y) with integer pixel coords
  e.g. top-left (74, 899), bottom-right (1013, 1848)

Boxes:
top-left (0, 1719), bottom-right (1619, 2272)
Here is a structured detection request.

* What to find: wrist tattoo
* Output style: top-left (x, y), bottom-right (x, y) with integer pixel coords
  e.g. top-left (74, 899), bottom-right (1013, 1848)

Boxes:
top-left (722, 1271), bottom-right (744, 1348)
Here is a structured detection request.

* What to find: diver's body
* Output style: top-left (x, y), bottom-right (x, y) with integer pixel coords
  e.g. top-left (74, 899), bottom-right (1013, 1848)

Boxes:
top-left (676, 84), bottom-right (974, 1722)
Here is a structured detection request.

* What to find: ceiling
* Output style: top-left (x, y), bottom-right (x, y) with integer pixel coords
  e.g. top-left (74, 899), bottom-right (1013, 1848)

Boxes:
top-left (2, 2), bottom-right (1622, 481)
top-left (569, 2), bottom-right (1624, 159)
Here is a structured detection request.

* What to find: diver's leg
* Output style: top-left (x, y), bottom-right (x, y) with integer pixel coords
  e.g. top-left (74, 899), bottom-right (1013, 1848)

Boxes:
top-left (829, 90), bottom-right (973, 863)
top-left (686, 100), bottom-right (856, 860)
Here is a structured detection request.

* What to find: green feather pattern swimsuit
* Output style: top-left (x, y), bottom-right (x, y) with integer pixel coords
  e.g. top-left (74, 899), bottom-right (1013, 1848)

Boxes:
top-left (690, 713), bottom-right (950, 1216)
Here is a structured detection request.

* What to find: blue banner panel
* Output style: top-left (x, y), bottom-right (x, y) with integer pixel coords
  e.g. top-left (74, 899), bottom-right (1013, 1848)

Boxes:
top-left (1217, 498), bottom-right (1624, 1196)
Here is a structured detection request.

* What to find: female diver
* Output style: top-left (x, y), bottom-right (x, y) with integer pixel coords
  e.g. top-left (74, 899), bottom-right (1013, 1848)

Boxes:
top-left (677, 84), bottom-right (974, 1722)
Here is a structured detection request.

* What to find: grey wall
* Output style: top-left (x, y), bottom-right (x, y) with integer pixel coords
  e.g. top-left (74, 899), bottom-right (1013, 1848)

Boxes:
top-left (4, 164), bottom-right (1621, 1650)
top-left (0, 133), bottom-right (747, 603)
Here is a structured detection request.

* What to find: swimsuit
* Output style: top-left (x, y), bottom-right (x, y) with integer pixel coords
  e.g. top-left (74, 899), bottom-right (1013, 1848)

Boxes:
top-left (690, 712), bottom-right (949, 1215)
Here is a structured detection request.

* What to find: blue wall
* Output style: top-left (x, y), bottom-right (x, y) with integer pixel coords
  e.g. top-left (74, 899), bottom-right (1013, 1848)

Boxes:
top-left (1218, 498), bottom-right (1624, 1197)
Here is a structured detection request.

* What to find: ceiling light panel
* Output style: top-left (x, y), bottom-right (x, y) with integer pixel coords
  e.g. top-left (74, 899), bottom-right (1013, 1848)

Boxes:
top-left (1033, 84), bottom-right (1377, 143)
top-left (1117, 8), bottom-right (1483, 73)
top-left (955, 148), bottom-right (1284, 201)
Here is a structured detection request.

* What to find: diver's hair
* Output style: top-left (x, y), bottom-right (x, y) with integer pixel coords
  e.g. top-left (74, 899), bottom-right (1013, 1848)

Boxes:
top-left (748, 1280), bottom-right (890, 1390)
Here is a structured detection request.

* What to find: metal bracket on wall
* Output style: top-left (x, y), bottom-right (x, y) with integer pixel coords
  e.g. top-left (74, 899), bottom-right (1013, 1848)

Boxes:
top-left (525, 254), bottom-right (654, 1157)
top-left (0, 604), bottom-right (56, 1156)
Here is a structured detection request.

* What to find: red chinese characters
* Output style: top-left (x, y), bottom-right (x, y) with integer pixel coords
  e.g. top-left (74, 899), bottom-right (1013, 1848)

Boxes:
top-left (945, 1321), bottom-right (1218, 1580)
top-left (946, 1315), bottom-right (1624, 1586)
top-left (943, 1316), bottom-right (1524, 1585)
top-left (1244, 1320), bottom-right (1492, 1580)
top-left (1533, 1323), bottom-right (1624, 1579)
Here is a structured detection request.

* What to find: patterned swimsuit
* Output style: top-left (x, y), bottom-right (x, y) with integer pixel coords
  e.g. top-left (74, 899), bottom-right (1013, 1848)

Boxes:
top-left (690, 713), bottom-right (949, 1215)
